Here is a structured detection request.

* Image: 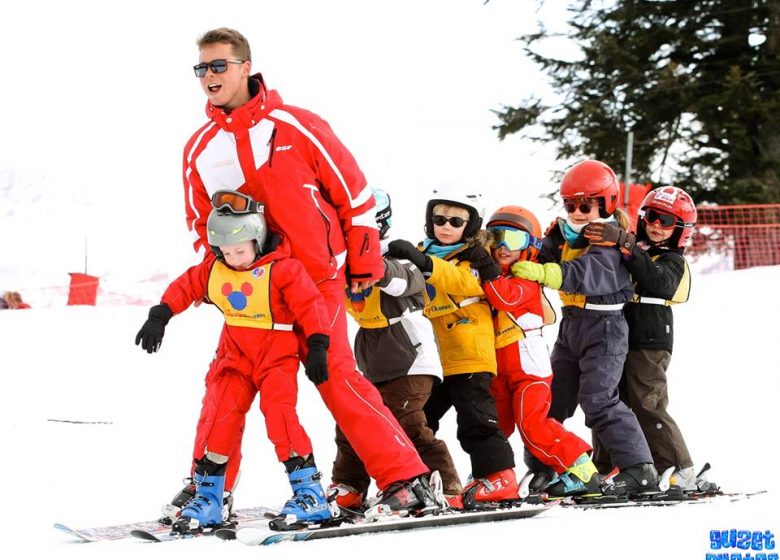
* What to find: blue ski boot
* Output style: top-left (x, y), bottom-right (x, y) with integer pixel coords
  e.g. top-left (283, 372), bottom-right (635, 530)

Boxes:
top-left (173, 457), bottom-right (228, 534)
top-left (270, 455), bottom-right (332, 530)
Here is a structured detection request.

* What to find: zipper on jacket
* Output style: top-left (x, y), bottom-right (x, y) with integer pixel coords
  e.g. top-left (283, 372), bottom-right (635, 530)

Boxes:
top-left (267, 127), bottom-right (277, 168)
top-left (359, 233), bottom-right (370, 256)
top-left (306, 186), bottom-right (335, 263)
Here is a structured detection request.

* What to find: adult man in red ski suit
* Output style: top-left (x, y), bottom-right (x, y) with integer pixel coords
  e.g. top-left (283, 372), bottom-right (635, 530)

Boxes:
top-left (168, 28), bottom-right (431, 517)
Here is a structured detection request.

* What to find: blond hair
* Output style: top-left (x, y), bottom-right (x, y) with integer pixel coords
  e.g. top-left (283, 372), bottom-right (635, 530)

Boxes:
top-left (197, 28), bottom-right (252, 61)
top-left (3, 291), bottom-right (24, 309)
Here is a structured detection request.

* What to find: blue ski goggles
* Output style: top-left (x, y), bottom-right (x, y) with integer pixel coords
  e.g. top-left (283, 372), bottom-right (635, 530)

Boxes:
top-left (489, 227), bottom-right (542, 252)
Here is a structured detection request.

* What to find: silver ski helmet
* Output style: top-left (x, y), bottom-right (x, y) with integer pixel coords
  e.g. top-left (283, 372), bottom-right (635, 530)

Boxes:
top-left (425, 184), bottom-right (484, 239)
top-left (207, 208), bottom-right (268, 259)
top-left (371, 187), bottom-right (392, 238)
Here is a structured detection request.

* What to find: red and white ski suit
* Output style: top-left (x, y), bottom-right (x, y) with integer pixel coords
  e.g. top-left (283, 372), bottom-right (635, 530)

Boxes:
top-left (182, 77), bottom-right (426, 490)
top-left (162, 238), bottom-right (326, 462)
top-left (483, 273), bottom-right (590, 473)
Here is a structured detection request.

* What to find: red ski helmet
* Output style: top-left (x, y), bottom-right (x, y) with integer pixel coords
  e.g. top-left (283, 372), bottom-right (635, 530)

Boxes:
top-left (560, 159), bottom-right (620, 218)
top-left (638, 186), bottom-right (697, 248)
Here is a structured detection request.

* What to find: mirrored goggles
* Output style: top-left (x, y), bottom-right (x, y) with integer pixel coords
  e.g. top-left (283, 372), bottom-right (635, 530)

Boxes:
top-left (641, 208), bottom-right (678, 229)
top-left (193, 59), bottom-right (245, 78)
top-left (490, 227), bottom-right (542, 252)
top-left (211, 190), bottom-right (262, 214)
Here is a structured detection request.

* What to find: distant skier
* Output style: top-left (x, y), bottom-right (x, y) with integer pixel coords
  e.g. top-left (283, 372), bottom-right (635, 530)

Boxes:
top-left (330, 187), bottom-right (462, 510)
top-left (136, 200), bottom-right (334, 533)
top-left (584, 186), bottom-right (716, 492)
top-left (478, 205), bottom-right (600, 498)
top-left (512, 160), bottom-right (658, 496)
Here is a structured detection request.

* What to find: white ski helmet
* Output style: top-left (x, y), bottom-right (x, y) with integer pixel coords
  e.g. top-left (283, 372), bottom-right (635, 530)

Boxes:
top-left (425, 184), bottom-right (484, 239)
top-left (207, 208), bottom-right (268, 259)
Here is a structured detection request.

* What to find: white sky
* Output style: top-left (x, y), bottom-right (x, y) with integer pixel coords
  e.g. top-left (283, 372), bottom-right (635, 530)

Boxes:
top-left (0, 0), bottom-right (573, 290)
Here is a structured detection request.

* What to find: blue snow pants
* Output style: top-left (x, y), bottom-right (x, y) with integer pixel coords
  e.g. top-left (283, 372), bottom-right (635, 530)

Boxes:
top-left (545, 308), bottom-right (652, 469)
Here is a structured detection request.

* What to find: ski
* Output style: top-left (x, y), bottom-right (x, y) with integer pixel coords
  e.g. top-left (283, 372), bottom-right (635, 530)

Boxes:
top-left (54, 505), bottom-right (277, 542)
top-left (560, 489), bottom-right (767, 510)
top-left (222, 503), bottom-right (548, 546)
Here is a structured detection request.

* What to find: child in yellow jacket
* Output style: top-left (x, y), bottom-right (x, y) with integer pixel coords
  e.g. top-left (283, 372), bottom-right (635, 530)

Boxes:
top-left (387, 186), bottom-right (518, 508)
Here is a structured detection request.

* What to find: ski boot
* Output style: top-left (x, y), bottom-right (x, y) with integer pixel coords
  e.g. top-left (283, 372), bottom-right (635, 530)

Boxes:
top-left (270, 455), bottom-right (332, 531)
top-left (173, 457), bottom-right (229, 534)
top-left (519, 468), bottom-right (555, 499)
top-left (160, 478), bottom-right (195, 524)
top-left (544, 453), bottom-right (602, 498)
top-left (160, 477), bottom-right (235, 524)
top-left (602, 463), bottom-right (659, 497)
top-left (462, 468), bottom-right (520, 508)
top-left (327, 481), bottom-right (366, 511)
top-left (670, 465), bottom-right (719, 494)
top-left (369, 473), bottom-right (443, 518)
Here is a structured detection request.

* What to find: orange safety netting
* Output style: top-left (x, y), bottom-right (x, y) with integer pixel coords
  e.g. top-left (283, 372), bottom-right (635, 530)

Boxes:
top-left (688, 204), bottom-right (780, 270)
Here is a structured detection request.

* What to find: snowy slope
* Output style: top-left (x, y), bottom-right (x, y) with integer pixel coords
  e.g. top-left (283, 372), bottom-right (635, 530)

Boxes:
top-left (2, 266), bottom-right (778, 560)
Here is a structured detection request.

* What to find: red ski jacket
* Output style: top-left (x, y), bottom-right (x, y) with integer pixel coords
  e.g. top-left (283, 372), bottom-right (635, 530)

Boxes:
top-left (182, 76), bottom-right (383, 284)
top-left (161, 237), bottom-right (331, 361)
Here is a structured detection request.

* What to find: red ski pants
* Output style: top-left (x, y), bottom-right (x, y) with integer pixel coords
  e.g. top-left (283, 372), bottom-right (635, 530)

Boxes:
top-left (191, 279), bottom-right (427, 491)
top-left (192, 330), bottom-right (313, 478)
top-left (493, 343), bottom-right (590, 474)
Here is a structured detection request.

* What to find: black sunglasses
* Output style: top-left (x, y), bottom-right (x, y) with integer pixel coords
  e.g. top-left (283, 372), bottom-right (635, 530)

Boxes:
top-left (432, 215), bottom-right (469, 228)
top-left (564, 200), bottom-right (596, 214)
top-left (193, 59), bottom-right (245, 78)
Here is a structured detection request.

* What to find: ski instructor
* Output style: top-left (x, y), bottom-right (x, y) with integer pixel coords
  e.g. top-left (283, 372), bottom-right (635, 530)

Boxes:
top-left (169, 27), bottom-right (434, 517)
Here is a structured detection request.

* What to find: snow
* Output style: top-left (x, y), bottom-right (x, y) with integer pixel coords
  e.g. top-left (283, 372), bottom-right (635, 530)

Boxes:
top-left (3, 265), bottom-right (778, 559)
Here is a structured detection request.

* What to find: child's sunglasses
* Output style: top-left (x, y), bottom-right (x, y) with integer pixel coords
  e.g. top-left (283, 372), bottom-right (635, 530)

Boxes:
top-left (193, 59), bottom-right (245, 78)
top-left (432, 215), bottom-right (468, 228)
top-left (563, 199), bottom-right (597, 214)
top-left (489, 227), bottom-right (543, 252)
top-left (642, 208), bottom-right (678, 229)
top-left (211, 190), bottom-right (263, 214)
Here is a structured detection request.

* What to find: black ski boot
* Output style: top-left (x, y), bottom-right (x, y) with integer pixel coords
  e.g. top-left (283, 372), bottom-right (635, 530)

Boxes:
top-left (603, 463), bottom-right (659, 496)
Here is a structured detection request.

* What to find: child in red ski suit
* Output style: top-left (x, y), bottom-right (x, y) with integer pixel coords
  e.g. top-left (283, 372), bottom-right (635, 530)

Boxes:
top-left (136, 207), bottom-right (334, 532)
top-left (479, 206), bottom-right (594, 497)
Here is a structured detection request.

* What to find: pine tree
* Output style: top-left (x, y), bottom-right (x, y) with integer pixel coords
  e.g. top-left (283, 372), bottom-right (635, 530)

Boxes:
top-left (496, 0), bottom-right (780, 204)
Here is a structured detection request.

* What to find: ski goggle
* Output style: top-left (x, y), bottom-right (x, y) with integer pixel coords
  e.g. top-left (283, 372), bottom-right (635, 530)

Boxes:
top-left (432, 215), bottom-right (468, 228)
top-left (641, 208), bottom-right (678, 229)
top-left (489, 227), bottom-right (542, 252)
top-left (193, 59), bottom-right (245, 78)
top-left (563, 198), bottom-right (598, 215)
top-left (211, 190), bottom-right (263, 214)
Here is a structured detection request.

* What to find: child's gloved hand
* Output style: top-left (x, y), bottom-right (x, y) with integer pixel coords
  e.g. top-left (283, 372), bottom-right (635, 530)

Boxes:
top-left (387, 240), bottom-right (432, 273)
top-left (305, 334), bottom-right (330, 385)
top-left (583, 222), bottom-right (636, 255)
top-left (135, 303), bottom-right (173, 353)
top-left (511, 261), bottom-right (563, 289)
top-left (468, 245), bottom-right (501, 282)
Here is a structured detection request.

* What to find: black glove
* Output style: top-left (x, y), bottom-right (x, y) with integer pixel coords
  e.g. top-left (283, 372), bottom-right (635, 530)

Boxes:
top-left (583, 222), bottom-right (636, 255)
top-left (468, 245), bottom-right (501, 282)
top-left (135, 303), bottom-right (173, 354)
top-left (305, 334), bottom-right (330, 385)
top-left (386, 240), bottom-right (432, 273)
